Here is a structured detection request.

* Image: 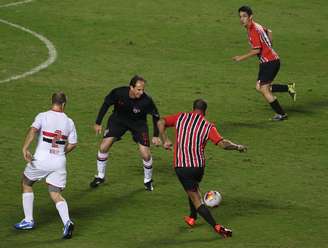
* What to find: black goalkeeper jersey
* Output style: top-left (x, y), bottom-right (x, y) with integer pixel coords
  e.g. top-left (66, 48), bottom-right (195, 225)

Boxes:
top-left (95, 86), bottom-right (160, 136)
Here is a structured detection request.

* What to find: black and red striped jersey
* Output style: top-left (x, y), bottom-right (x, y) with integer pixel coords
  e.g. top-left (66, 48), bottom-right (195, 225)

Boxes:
top-left (164, 111), bottom-right (223, 168)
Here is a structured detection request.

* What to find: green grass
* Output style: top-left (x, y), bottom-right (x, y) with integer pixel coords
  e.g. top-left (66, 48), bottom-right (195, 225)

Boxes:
top-left (0, 0), bottom-right (328, 247)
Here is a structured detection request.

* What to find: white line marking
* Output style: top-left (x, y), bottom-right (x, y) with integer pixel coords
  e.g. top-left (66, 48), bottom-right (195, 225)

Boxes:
top-left (0, 0), bottom-right (33, 8)
top-left (0, 0), bottom-right (58, 83)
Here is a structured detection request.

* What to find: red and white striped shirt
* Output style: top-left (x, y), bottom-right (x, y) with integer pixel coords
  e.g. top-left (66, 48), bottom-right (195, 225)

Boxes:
top-left (247, 21), bottom-right (279, 63)
top-left (164, 112), bottom-right (223, 168)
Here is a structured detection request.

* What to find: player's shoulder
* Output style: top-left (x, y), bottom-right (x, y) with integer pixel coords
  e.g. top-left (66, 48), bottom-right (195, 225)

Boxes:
top-left (35, 110), bottom-right (48, 119)
top-left (254, 22), bottom-right (265, 32)
top-left (142, 92), bottom-right (157, 103)
top-left (111, 86), bottom-right (128, 94)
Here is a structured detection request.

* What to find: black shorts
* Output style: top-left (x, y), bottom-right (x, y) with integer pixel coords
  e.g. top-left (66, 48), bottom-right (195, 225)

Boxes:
top-left (258, 59), bottom-right (280, 85)
top-left (175, 167), bottom-right (204, 192)
top-left (103, 115), bottom-right (150, 147)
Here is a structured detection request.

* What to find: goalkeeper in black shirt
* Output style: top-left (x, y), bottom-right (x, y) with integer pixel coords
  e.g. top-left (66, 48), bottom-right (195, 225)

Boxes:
top-left (90, 75), bottom-right (161, 191)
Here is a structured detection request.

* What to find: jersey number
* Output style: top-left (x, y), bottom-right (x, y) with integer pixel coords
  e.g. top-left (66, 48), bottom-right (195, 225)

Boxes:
top-left (51, 130), bottom-right (62, 148)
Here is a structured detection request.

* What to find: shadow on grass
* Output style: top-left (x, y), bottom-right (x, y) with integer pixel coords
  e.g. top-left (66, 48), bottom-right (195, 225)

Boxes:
top-left (6, 186), bottom-right (145, 243)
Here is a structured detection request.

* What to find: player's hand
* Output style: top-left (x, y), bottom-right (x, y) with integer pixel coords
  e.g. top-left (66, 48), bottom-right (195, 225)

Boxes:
top-left (22, 149), bottom-right (33, 162)
top-left (237, 144), bottom-right (247, 152)
top-left (163, 140), bottom-right (173, 150)
top-left (94, 124), bottom-right (102, 135)
top-left (152, 137), bottom-right (162, 147)
top-left (232, 56), bottom-right (242, 62)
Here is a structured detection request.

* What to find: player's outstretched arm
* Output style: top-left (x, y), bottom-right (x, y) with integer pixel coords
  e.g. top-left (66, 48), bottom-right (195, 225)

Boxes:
top-left (232, 48), bottom-right (260, 62)
top-left (218, 139), bottom-right (247, 152)
top-left (22, 127), bottom-right (38, 162)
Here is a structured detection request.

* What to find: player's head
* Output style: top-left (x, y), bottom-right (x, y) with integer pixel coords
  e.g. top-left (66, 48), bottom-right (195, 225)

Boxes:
top-left (238, 5), bottom-right (253, 27)
top-left (52, 91), bottom-right (67, 109)
top-left (193, 99), bottom-right (207, 115)
top-left (129, 75), bottom-right (146, 99)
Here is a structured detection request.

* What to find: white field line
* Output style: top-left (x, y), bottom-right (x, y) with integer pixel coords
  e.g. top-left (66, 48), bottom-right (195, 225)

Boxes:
top-left (0, 0), bottom-right (58, 83)
top-left (0, 0), bottom-right (34, 8)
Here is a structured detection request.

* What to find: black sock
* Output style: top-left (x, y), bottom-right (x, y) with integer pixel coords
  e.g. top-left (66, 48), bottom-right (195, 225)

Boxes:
top-left (270, 99), bottom-right (285, 115)
top-left (197, 204), bottom-right (216, 227)
top-left (188, 197), bottom-right (197, 219)
top-left (272, 84), bottom-right (288, 92)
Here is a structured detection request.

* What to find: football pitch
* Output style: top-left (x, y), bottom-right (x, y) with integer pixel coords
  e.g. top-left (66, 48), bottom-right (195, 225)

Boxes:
top-left (0, 0), bottom-right (327, 247)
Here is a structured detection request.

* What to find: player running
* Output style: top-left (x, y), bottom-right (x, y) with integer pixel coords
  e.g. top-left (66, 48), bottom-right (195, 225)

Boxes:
top-left (89, 75), bottom-right (161, 191)
top-left (233, 5), bottom-right (296, 121)
top-left (14, 92), bottom-right (77, 239)
top-left (157, 99), bottom-right (247, 238)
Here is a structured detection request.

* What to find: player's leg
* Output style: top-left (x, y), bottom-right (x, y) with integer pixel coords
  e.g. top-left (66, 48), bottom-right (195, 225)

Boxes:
top-left (256, 60), bottom-right (288, 120)
top-left (269, 60), bottom-right (296, 101)
top-left (47, 168), bottom-right (74, 239)
top-left (48, 187), bottom-right (74, 239)
top-left (187, 188), bottom-right (232, 238)
top-left (176, 168), bottom-right (231, 238)
top-left (90, 136), bottom-right (116, 187)
top-left (14, 162), bottom-right (44, 230)
top-left (259, 83), bottom-right (288, 121)
top-left (90, 116), bottom-right (127, 188)
top-left (132, 123), bottom-right (153, 191)
top-left (138, 144), bottom-right (154, 191)
top-left (14, 175), bottom-right (36, 229)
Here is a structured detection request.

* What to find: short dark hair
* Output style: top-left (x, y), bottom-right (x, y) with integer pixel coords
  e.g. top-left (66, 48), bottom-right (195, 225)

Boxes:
top-left (129, 75), bottom-right (146, 87)
top-left (193, 99), bottom-right (207, 114)
top-left (52, 91), bottom-right (67, 105)
top-left (238, 5), bottom-right (253, 16)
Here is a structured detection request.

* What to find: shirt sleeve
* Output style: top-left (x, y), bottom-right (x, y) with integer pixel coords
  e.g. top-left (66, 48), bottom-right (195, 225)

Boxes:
top-left (208, 126), bottom-right (223, 145)
top-left (95, 89), bottom-right (117, 125)
top-left (164, 113), bottom-right (180, 127)
top-left (249, 29), bottom-right (262, 49)
top-left (68, 119), bottom-right (78, 144)
top-left (31, 113), bottom-right (43, 130)
top-left (149, 99), bottom-right (160, 137)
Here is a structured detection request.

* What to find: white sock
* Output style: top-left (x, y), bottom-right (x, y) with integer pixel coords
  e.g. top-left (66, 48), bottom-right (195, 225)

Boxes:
top-left (143, 157), bottom-right (153, 184)
top-left (56, 200), bottom-right (70, 225)
top-left (97, 151), bottom-right (108, 179)
top-left (22, 192), bottom-right (34, 222)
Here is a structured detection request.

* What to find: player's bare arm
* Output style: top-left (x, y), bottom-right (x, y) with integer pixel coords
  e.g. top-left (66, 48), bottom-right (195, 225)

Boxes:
top-left (22, 127), bottom-right (38, 162)
top-left (232, 48), bottom-right (260, 62)
top-left (94, 124), bottom-right (102, 135)
top-left (157, 119), bottom-right (173, 150)
top-left (65, 143), bottom-right (77, 154)
top-left (218, 139), bottom-right (247, 152)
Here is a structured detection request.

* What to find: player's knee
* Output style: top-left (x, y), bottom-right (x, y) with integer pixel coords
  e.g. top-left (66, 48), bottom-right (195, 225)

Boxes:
top-left (141, 150), bottom-right (151, 161)
top-left (22, 175), bottom-right (35, 192)
top-left (100, 139), bottom-right (114, 153)
top-left (48, 185), bottom-right (64, 202)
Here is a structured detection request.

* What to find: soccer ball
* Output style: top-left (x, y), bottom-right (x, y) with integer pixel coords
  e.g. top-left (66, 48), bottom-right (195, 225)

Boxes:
top-left (204, 191), bottom-right (222, 208)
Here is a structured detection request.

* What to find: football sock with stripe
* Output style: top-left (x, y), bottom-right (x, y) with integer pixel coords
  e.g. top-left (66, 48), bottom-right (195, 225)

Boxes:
top-left (197, 204), bottom-right (216, 227)
top-left (22, 192), bottom-right (34, 222)
top-left (97, 151), bottom-right (108, 179)
top-left (269, 99), bottom-right (285, 115)
top-left (143, 157), bottom-right (153, 184)
top-left (271, 84), bottom-right (288, 92)
top-left (188, 197), bottom-right (198, 219)
top-left (56, 200), bottom-right (70, 225)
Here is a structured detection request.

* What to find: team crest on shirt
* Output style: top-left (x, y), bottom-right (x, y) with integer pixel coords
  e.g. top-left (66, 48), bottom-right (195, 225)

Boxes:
top-left (132, 106), bottom-right (141, 114)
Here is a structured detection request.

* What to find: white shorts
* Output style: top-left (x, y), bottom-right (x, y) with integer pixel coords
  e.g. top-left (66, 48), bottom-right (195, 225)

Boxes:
top-left (23, 158), bottom-right (67, 189)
